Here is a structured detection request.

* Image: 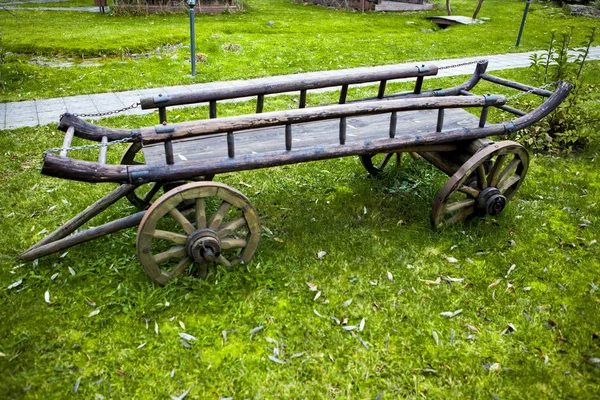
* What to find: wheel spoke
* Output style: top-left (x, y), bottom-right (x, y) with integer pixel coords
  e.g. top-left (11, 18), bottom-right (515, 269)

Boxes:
top-left (476, 165), bottom-right (487, 190)
top-left (169, 256), bottom-right (193, 279)
top-left (458, 185), bottom-right (479, 198)
top-left (218, 217), bottom-right (247, 238)
top-left (169, 208), bottom-right (195, 234)
top-left (221, 238), bottom-right (247, 250)
top-left (445, 198), bottom-right (476, 214)
top-left (497, 158), bottom-right (521, 187)
top-left (142, 182), bottom-right (163, 205)
top-left (216, 254), bottom-right (232, 269)
top-left (196, 198), bottom-right (206, 229)
top-left (498, 174), bottom-right (520, 193)
top-left (487, 154), bottom-right (507, 187)
top-left (208, 201), bottom-right (231, 230)
top-left (446, 206), bottom-right (475, 225)
top-left (154, 245), bottom-right (186, 265)
top-left (153, 229), bottom-right (187, 245)
top-left (378, 153), bottom-right (394, 170)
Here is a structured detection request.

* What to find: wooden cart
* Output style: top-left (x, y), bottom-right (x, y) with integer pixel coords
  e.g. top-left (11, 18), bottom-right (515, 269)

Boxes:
top-left (20, 60), bottom-right (572, 285)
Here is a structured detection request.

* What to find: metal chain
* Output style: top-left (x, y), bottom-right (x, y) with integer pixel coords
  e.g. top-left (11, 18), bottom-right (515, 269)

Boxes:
top-left (63, 102), bottom-right (141, 119)
top-left (43, 136), bottom-right (137, 156)
top-left (439, 60), bottom-right (479, 70)
top-left (506, 82), bottom-right (556, 101)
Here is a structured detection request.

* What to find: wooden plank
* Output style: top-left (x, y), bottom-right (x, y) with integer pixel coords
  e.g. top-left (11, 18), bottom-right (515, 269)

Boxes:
top-left (60, 126), bottom-right (75, 157)
top-left (143, 108), bottom-right (479, 165)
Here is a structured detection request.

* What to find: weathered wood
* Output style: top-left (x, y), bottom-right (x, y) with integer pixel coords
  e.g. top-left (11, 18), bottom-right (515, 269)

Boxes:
top-left (256, 94), bottom-right (264, 113)
top-left (144, 109), bottom-right (477, 164)
top-left (140, 95), bottom-right (506, 145)
top-left (22, 183), bottom-right (138, 254)
top-left (210, 101), bottom-right (217, 119)
top-left (479, 106), bottom-right (489, 128)
top-left (436, 108), bottom-right (445, 132)
top-left (460, 90), bottom-right (526, 116)
top-left (20, 211), bottom-right (145, 261)
top-left (299, 89), bottom-right (307, 109)
top-left (98, 136), bottom-right (108, 165)
top-left (159, 107), bottom-right (167, 124)
top-left (389, 111), bottom-right (397, 138)
top-left (378, 80), bottom-right (387, 99)
top-left (60, 126), bottom-right (75, 157)
top-left (339, 117), bottom-right (347, 145)
top-left (339, 84), bottom-right (348, 104)
top-left (414, 76), bottom-right (424, 94)
top-left (227, 131), bottom-right (235, 158)
top-left (140, 64), bottom-right (439, 110)
top-left (480, 74), bottom-right (553, 97)
top-left (164, 140), bottom-right (174, 165)
top-left (285, 124), bottom-right (292, 151)
top-left (58, 114), bottom-right (134, 142)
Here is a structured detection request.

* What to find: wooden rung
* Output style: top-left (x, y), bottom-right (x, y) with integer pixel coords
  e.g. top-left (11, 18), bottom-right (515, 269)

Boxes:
top-left (479, 106), bottom-right (489, 128)
top-left (389, 111), bottom-right (397, 138)
top-left (60, 126), bottom-right (75, 157)
top-left (414, 76), bottom-right (424, 94)
top-left (339, 84), bottom-right (348, 104)
top-left (378, 80), bottom-right (387, 99)
top-left (164, 141), bottom-right (174, 165)
top-left (209, 101), bottom-right (217, 119)
top-left (339, 117), bottom-right (346, 145)
top-left (159, 107), bottom-right (167, 124)
top-left (299, 89), bottom-right (307, 109)
top-left (436, 108), bottom-right (445, 133)
top-left (98, 136), bottom-right (108, 165)
top-left (227, 131), bottom-right (235, 158)
top-left (285, 124), bottom-right (292, 151)
top-left (256, 94), bottom-right (264, 113)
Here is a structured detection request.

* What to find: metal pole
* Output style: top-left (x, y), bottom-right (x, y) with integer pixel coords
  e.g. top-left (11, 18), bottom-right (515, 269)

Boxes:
top-left (515, 0), bottom-right (531, 47)
top-left (189, 4), bottom-right (196, 77)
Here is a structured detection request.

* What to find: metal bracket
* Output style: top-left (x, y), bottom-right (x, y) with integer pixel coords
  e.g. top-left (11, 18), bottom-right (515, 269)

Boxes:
top-left (155, 125), bottom-right (175, 134)
top-left (129, 168), bottom-right (152, 185)
top-left (502, 121), bottom-right (517, 133)
top-left (153, 94), bottom-right (170, 104)
top-left (417, 65), bottom-right (431, 74)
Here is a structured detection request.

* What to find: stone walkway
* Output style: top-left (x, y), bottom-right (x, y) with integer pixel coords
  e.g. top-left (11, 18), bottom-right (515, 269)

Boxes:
top-left (2, 46), bottom-right (599, 130)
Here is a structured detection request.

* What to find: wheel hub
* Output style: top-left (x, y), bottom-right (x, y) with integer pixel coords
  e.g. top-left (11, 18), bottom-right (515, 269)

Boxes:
top-left (476, 187), bottom-right (507, 216)
top-left (186, 229), bottom-right (221, 263)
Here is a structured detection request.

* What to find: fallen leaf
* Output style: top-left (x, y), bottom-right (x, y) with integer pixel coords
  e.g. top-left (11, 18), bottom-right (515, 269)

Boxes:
top-left (88, 309), bottom-right (100, 317)
top-left (170, 385), bottom-right (193, 400)
top-left (44, 291), bottom-right (51, 304)
top-left (420, 277), bottom-right (441, 285)
top-left (7, 279), bottom-right (22, 289)
top-left (51, 273), bottom-right (59, 281)
top-left (505, 264), bottom-right (516, 278)
top-left (317, 251), bottom-right (327, 259)
top-left (180, 339), bottom-right (191, 348)
top-left (177, 154), bottom-right (188, 161)
top-left (432, 329), bottom-right (439, 345)
top-left (465, 324), bottom-right (478, 332)
top-left (273, 237), bottom-right (285, 243)
top-left (446, 257), bottom-right (458, 263)
top-left (250, 326), bottom-right (264, 335)
top-left (387, 271), bottom-right (393, 281)
top-left (290, 352), bottom-right (305, 359)
top-left (155, 322), bottom-right (159, 335)
top-left (359, 318), bottom-right (366, 332)
top-left (268, 355), bottom-right (285, 364)
top-left (440, 309), bottom-right (462, 318)
top-left (313, 291), bottom-right (321, 301)
top-left (73, 377), bottom-right (81, 393)
top-left (359, 337), bottom-right (369, 350)
top-left (137, 343), bottom-right (146, 349)
top-left (68, 267), bottom-right (76, 276)
top-left (306, 282), bottom-right (318, 291)
top-left (343, 325), bottom-right (357, 331)
top-left (488, 278), bottom-right (502, 289)
top-left (313, 309), bottom-right (324, 318)
top-left (178, 333), bottom-right (197, 342)
top-left (341, 299), bottom-right (353, 307)
top-left (179, 321), bottom-right (185, 330)
top-left (331, 316), bottom-right (340, 324)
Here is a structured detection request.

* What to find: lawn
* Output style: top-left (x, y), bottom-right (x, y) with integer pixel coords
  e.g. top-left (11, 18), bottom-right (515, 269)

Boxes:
top-left (1, 62), bottom-right (599, 398)
top-left (0, 0), bottom-right (599, 101)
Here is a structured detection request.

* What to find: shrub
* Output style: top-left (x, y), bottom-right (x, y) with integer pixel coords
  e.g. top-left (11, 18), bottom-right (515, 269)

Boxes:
top-left (514, 27), bottom-right (598, 152)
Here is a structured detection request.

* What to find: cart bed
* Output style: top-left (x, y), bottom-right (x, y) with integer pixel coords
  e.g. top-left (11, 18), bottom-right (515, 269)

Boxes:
top-left (142, 108), bottom-right (479, 165)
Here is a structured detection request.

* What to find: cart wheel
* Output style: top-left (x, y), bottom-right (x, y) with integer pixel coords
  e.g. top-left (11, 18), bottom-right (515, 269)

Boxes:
top-left (359, 152), bottom-right (403, 177)
top-left (137, 182), bottom-right (260, 285)
top-left (431, 141), bottom-right (529, 228)
top-left (120, 142), bottom-right (214, 210)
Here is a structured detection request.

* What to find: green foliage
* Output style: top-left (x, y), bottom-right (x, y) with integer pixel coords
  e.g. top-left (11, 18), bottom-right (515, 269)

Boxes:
top-left (518, 27), bottom-right (598, 152)
top-left (0, 31), bottom-right (5, 89)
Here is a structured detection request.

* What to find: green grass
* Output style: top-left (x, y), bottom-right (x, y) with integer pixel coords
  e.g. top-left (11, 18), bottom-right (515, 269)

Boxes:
top-left (1, 66), bottom-right (599, 398)
top-left (1, 0), bottom-right (599, 101)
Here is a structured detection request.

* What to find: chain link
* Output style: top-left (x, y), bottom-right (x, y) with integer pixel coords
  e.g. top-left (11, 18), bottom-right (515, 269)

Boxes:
top-left (62, 102), bottom-right (141, 119)
top-left (439, 60), bottom-right (479, 70)
top-left (43, 136), bottom-right (137, 156)
top-left (506, 82), bottom-right (556, 101)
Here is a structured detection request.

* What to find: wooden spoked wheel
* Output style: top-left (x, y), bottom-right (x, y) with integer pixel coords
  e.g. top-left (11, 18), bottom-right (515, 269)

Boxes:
top-left (360, 152), bottom-right (403, 177)
top-left (137, 182), bottom-right (260, 285)
top-left (120, 142), bottom-right (213, 210)
top-left (431, 141), bottom-right (529, 228)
